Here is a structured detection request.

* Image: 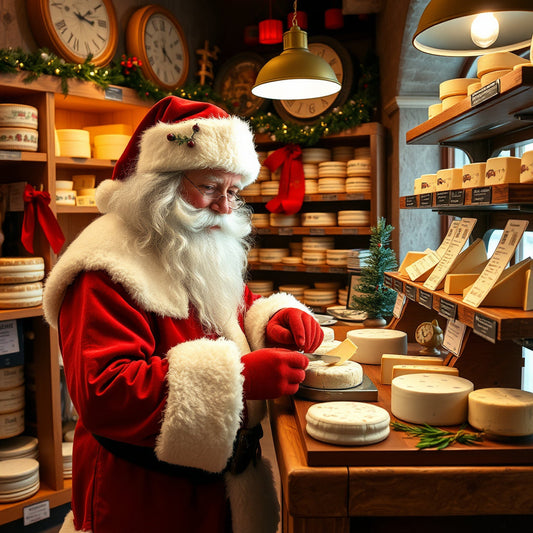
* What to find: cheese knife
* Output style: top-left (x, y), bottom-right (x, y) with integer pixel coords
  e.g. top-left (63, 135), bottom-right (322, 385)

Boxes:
top-left (301, 352), bottom-right (341, 364)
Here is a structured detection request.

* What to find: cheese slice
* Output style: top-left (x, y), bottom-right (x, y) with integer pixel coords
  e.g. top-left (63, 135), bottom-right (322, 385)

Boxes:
top-left (305, 401), bottom-right (390, 445)
top-left (468, 388), bottom-right (533, 437)
top-left (325, 338), bottom-right (357, 366)
top-left (381, 354), bottom-right (444, 385)
top-left (391, 374), bottom-right (474, 426)
top-left (444, 273), bottom-right (481, 294)
top-left (398, 251), bottom-right (429, 277)
top-left (391, 364), bottom-right (459, 380)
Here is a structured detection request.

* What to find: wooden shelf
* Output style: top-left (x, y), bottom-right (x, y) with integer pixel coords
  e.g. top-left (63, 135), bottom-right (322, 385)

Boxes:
top-left (0, 151), bottom-right (47, 163)
top-left (406, 66), bottom-right (533, 161)
top-left (0, 306), bottom-right (43, 321)
top-left (55, 156), bottom-right (116, 169)
top-left (254, 226), bottom-right (371, 236)
top-left (244, 192), bottom-right (371, 203)
top-left (248, 261), bottom-right (348, 274)
top-left (384, 271), bottom-right (533, 342)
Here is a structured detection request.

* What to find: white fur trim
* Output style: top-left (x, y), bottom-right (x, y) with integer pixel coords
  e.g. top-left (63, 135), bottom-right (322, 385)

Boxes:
top-left (58, 511), bottom-right (81, 533)
top-left (225, 458), bottom-right (280, 533)
top-left (244, 292), bottom-right (315, 351)
top-left (155, 337), bottom-right (244, 472)
top-left (95, 178), bottom-right (123, 214)
top-left (138, 116), bottom-right (260, 187)
top-left (43, 213), bottom-right (190, 329)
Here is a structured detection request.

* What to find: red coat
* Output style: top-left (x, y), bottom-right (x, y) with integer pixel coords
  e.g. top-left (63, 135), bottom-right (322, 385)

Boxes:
top-left (43, 213), bottom-right (311, 533)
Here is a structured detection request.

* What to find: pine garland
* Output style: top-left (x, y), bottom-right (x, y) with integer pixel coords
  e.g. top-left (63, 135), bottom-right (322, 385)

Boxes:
top-left (0, 47), bottom-right (379, 147)
top-left (391, 422), bottom-right (484, 450)
top-left (350, 217), bottom-right (398, 319)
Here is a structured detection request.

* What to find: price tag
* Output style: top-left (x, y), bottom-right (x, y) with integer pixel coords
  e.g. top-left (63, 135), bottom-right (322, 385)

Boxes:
top-left (435, 191), bottom-right (450, 206)
top-left (424, 217), bottom-right (477, 291)
top-left (383, 274), bottom-right (393, 288)
top-left (105, 86), bottom-right (123, 102)
top-left (471, 78), bottom-right (500, 107)
top-left (0, 150), bottom-right (21, 160)
top-left (278, 228), bottom-right (293, 235)
top-left (463, 219), bottom-right (529, 308)
top-left (393, 293), bottom-right (406, 319)
top-left (473, 313), bottom-right (498, 343)
top-left (24, 501), bottom-right (50, 526)
top-left (405, 195), bottom-right (417, 208)
top-left (450, 189), bottom-right (465, 205)
top-left (309, 228), bottom-right (325, 235)
top-left (439, 298), bottom-right (457, 320)
top-left (405, 284), bottom-right (417, 301)
top-left (418, 289), bottom-right (433, 309)
top-left (419, 193), bottom-right (433, 207)
top-left (443, 319), bottom-right (467, 355)
top-left (393, 278), bottom-right (404, 293)
top-left (322, 194), bottom-right (337, 201)
top-left (471, 186), bottom-right (492, 204)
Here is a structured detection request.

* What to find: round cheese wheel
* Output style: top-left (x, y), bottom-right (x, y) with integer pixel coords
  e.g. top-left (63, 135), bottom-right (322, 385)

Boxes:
top-left (477, 51), bottom-right (529, 78)
top-left (480, 69), bottom-right (511, 87)
top-left (0, 366), bottom-right (24, 391)
top-left (303, 360), bottom-right (363, 390)
top-left (0, 127), bottom-right (38, 151)
top-left (347, 329), bottom-right (407, 364)
top-left (0, 409), bottom-right (24, 439)
top-left (0, 435), bottom-right (38, 460)
top-left (0, 282), bottom-right (42, 299)
top-left (0, 104), bottom-right (38, 129)
top-left (305, 401), bottom-right (390, 445)
top-left (468, 388), bottom-right (533, 437)
top-left (439, 78), bottom-right (478, 99)
top-left (391, 373), bottom-right (474, 426)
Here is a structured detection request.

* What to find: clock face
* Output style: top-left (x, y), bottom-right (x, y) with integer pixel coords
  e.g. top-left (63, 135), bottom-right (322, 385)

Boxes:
top-left (415, 322), bottom-right (436, 346)
top-left (26, 0), bottom-right (118, 66)
top-left (126, 5), bottom-right (189, 90)
top-left (273, 37), bottom-right (353, 124)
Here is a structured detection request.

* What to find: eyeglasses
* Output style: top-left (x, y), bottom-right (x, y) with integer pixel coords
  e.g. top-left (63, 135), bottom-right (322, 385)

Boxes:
top-left (182, 175), bottom-right (246, 210)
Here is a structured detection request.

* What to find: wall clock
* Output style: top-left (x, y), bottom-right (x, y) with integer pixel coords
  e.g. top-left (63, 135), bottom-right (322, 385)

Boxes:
top-left (26, 0), bottom-right (118, 67)
top-left (415, 319), bottom-right (444, 355)
top-left (273, 36), bottom-right (354, 124)
top-left (214, 53), bottom-right (268, 118)
top-left (126, 5), bottom-right (189, 91)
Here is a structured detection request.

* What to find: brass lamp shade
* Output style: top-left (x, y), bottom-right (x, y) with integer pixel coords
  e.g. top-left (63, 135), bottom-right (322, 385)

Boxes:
top-left (252, 25), bottom-right (341, 100)
top-left (413, 0), bottom-right (533, 56)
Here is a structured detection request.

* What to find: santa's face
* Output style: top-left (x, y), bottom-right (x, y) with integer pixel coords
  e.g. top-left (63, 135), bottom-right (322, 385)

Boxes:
top-left (180, 168), bottom-right (244, 217)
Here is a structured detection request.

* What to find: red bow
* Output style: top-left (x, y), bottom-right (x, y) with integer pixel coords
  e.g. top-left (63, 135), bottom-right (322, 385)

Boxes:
top-left (22, 184), bottom-right (65, 254)
top-left (264, 144), bottom-right (305, 215)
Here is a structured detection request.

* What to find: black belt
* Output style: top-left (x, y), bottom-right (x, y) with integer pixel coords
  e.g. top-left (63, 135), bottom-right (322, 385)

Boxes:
top-left (93, 424), bottom-right (263, 482)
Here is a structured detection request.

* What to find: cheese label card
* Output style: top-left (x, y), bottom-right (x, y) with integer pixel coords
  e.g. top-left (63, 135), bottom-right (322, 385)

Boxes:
top-left (443, 319), bottom-right (467, 356)
top-left (463, 219), bottom-right (529, 308)
top-left (406, 221), bottom-right (460, 281)
top-left (423, 217), bottom-right (477, 290)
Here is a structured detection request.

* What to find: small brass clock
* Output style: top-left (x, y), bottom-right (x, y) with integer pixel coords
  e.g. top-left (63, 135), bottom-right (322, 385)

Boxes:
top-left (126, 5), bottom-right (189, 91)
top-left (26, 0), bottom-right (118, 66)
top-left (415, 319), bottom-right (444, 355)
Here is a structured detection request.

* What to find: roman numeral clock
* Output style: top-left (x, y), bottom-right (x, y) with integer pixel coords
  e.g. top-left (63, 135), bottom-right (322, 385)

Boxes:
top-left (126, 5), bottom-right (189, 91)
top-left (26, 0), bottom-right (118, 67)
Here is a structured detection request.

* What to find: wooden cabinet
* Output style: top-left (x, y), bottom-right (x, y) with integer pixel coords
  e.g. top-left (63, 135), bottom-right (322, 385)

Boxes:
top-left (390, 66), bottom-right (533, 390)
top-left (248, 123), bottom-right (385, 310)
top-left (0, 72), bottom-right (151, 525)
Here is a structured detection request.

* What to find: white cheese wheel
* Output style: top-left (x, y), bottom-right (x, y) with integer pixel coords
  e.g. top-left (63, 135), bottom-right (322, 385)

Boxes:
top-left (0, 410), bottom-right (24, 439)
top-left (302, 236), bottom-right (335, 251)
top-left (93, 133), bottom-right (130, 160)
top-left (56, 129), bottom-right (91, 158)
top-left (391, 373), bottom-right (474, 426)
top-left (485, 156), bottom-right (521, 185)
top-left (391, 364), bottom-right (459, 380)
top-left (0, 127), bottom-right (38, 151)
top-left (301, 251), bottom-right (326, 265)
top-left (303, 360), bottom-right (363, 390)
top-left (301, 147), bottom-right (332, 163)
top-left (321, 327), bottom-right (335, 342)
top-left (0, 282), bottom-right (42, 299)
top-left (0, 458), bottom-right (39, 502)
top-left (0, 366), bottom-right (24, 391)
top-left (0, 386), bottom-right (25, 414)
top-left (56, 180), bottom-right (73, 190)
top-left (0, 104), bottom-right (38, 129)
top-left (477, 52), bottom-right (529, 78)
top-left (348, 329), bottom-right (408, 365)
top-left (301, 212), bottom-right (337, 227)
top-left (280, 256), bottom-right (302, 265)
top-left (468, 388), bottom-right (533, 437)
top-left (303, 288), bottom-right (337, 306)
top-left (304, 180), bottom-right (318, 194)
top-left (0, 436), bottom-right (38, 460)
top-left (258, 248), bottom-right (290, 263)
top-left (56, 189), bottom-right (77, 206)
top-left (303, 163), bottom-right (318, 178)
top-left (314, 340), bottom-right (342, 355)
top-left (439, 78), bottom-right (478, 99)
top-left (306, 401), bottom-right (390, 445)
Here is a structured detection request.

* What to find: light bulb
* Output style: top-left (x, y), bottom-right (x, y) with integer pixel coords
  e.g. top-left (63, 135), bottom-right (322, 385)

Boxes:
top-left (470, 13), bottom-right (499, 48)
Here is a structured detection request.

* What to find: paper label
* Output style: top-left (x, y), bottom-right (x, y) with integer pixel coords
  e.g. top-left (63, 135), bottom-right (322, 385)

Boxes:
top-left (443, 319), bottom-right (467, 355)
top-left (24, 501), bottom-right (50, 526)
top-left (393, 293), bottom-right (406, 318)
top-left (463, 219), bottom-right (529, 308)
top-left (424, 217), bottom-right (477, 290)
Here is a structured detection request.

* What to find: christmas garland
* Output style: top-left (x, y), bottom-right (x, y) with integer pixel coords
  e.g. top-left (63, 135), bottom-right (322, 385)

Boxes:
top-left (0, 47), bottom-right (379, 147)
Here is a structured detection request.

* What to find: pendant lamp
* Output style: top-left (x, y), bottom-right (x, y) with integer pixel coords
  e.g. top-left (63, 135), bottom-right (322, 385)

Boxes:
top-left (413, 0), bottom-right (533, 56)
top-left (252, 1), bottom-right (341, 100)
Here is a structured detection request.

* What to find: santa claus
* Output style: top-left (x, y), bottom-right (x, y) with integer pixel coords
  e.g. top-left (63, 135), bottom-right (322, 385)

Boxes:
top-left (43, 96), bottom-right (323, 533)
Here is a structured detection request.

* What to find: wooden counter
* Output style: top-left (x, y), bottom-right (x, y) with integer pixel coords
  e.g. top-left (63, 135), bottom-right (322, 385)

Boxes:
top-left (269, 364), bottom-right (533, 533)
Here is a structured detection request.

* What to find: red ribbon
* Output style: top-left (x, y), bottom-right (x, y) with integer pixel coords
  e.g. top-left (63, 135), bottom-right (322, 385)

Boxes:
top-left (22, 184), bottom-right (65, 254)
top-left (264, 144), bottom-right (305, 215)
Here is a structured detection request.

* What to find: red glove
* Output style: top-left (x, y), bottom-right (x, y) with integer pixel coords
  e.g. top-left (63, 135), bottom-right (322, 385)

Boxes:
top-left (265, 308), bottom-right (324, 352)
top-left (241, 348), bottom-right (309, 400)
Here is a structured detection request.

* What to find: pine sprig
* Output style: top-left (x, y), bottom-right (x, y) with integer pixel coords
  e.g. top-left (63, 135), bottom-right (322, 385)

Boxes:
top-left (391, 421), bottom-right (484, 450)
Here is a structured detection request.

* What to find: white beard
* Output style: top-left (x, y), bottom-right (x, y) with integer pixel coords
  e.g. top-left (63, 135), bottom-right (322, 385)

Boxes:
top-left (107, 171), bottom-right (254, 334)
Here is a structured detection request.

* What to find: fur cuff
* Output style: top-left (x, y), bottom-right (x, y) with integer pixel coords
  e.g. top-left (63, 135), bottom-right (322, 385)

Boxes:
top-left (244, 292), bottom-right (314, 351)
top-left (155, 337), bottom-right (244, 472)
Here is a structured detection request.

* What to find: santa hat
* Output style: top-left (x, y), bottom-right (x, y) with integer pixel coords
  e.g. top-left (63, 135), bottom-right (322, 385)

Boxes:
top-left (97, 96), bottom-right (260, 211)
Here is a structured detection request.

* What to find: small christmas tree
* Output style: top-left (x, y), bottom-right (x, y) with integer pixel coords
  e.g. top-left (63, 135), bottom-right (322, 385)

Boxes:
top-left (350, 218), bottom-right (398, 325)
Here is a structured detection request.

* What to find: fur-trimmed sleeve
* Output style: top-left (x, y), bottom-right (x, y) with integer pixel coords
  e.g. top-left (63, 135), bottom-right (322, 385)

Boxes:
top-left (243, 292), bottom-right (315, 351)
top-left (155, 337), bottom-right (244, 473)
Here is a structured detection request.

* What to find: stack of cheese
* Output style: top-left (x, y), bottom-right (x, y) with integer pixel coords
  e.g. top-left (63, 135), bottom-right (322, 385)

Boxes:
top-left (258, 248), bottom-right (290, 264)
top-left (0, 458), bottom-right (40, 502)
top-left (0, 436), bottom-right (38, 460)
top-left (56, 129), bottom-right (91, 158)
top-left (82, 123), bottom-right (132, 160)
top-left (251, 213), bottom-right (269, 229)
top-left (303, 288), bottom-right (337, 307)
top-left (278, 284), bottom-right (309, 302)
top-left (246, 280), bottom-right (274, 297)
top-left (55, 180), bottom-right (76, 206)
top-left (337, 210), bottom-right (370, 227)
top-left (72, 175), bottom-right (97, 207)
top-left (0, 103), bottom-right (38, 152)
top-left (269, 213), bottom-right (300, 227)
top-left (439, 78), bottom-right (478, 112)
top-left (318, 161), bottom-right (346, 193)
top-left (477, 51), bottom-right (529, 88)
top-left (0, 257), bottom-right (44, 309)
top-left (62, 441), bottom-right (73, 479)
top-left (346, 155), bottom-right (372, 194)
top-left (0, 366), bottom-right (25, 440)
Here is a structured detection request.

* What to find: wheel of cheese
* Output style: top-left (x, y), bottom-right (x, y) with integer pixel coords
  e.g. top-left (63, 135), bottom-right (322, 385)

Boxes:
top-left (301, 251), bottom-right (326, 265)
top-left (0, 104), bottom-right (38, 129)
top-left (441, 95), bottom-right (466, 111)
top-left (56, 129), bottom-right (91, 158)
top-left (0, 367), bottom-right (24, 391)
top-left (468, 388), bottom-right (533, 437)
top-left (428, 102), bottom-right (442, 118)
top-left (439, 78), bottom-right (478, 99)
top-left (303, 360), bottom-right (363, 390)
top-left (347, 329), bottom-right (407, 364)
top-left (301, 212), bottom-right (337, 227)
top-left (318, 177), bottom-right (346, 193)
top-left (347, 158), bottom-right (371, 176)
top-left (477, 51), bottom-right (529, 78)
top-left (302, 236), bottom-right (335, 251)
top-left (0, 386), bottom-right (25, 414)
top-left (301, 147), bottom-right (332, 163)
top-left (305, 401), bottom-right (390, 445)
top-left (0, 409), bottom-right (24, 439)
top-left (391, 374), bottom-right (474, 426)
top-left (303, 163), bottom-right (318, 179)
top-left (269, 213), bottom-right (300, 227)
top-left (480, 69), bottom-right (511, 87)
top-left (0, 436), bottom-right (38, 460)
top-left (280, 256), bottom-right (302, 265)
top-left (0, 127), bottom-right (38, 151)
top-left (0, 458), bottom-right (39, 502)
top-left (0, 282), bottom-right (42, 300)
top-left (332, 146), bottom-right (356, 161)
